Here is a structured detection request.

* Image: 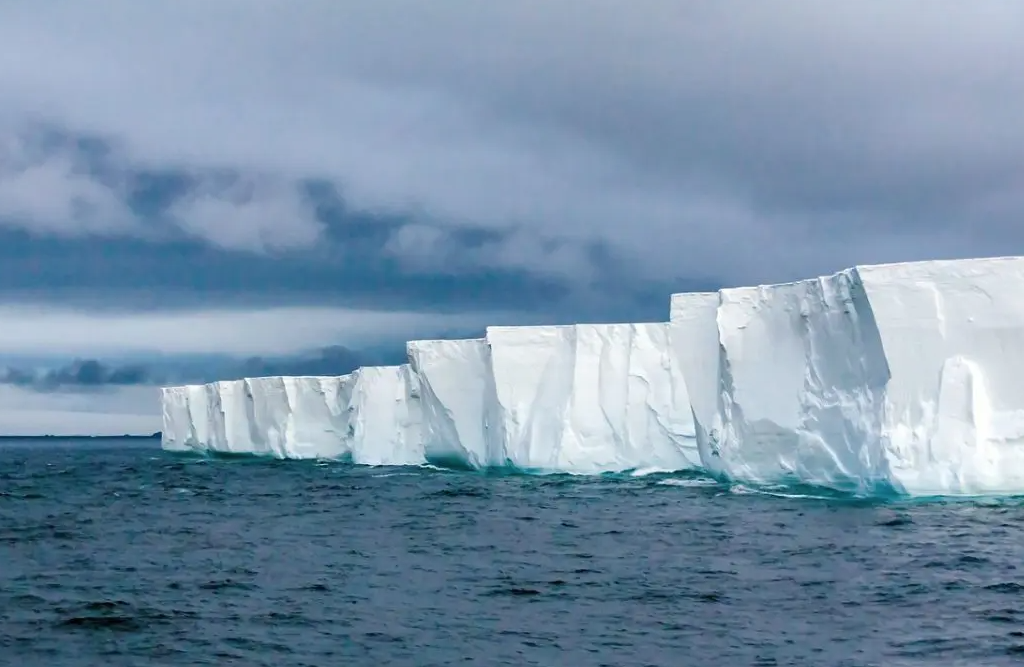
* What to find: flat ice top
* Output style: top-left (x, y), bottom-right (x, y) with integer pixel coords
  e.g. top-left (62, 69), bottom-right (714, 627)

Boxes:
top-left (157, 255), bottom-right (1024, 496)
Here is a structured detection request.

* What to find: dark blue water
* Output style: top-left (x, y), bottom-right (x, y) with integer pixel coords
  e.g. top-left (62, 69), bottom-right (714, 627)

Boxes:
top-left (3, 439), bottom-right (1024, 666)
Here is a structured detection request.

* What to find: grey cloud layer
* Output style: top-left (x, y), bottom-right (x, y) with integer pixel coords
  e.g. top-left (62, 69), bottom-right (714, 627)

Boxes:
top-left (0, 345), bottom-right (393, 392)
top-left (0, 304), bottom-right (499, 357)
top-left (2, 1), bottom-right (1024, 288)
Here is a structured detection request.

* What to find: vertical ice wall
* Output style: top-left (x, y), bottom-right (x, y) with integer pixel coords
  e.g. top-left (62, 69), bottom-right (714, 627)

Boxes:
top-left (185, 384), bottom-right (213, 451)
top-left (407, 338), bottom-right (495, 469)
top-left (160, 386), bottom-right (192, 452)
top-left (346, 365), bottom-right (426, 466)
top-left (695, 274), bottom-right (891, 491)
top-left (857, 257), bottom-right (1024, 495)
top-left (245, 376), bottom-right (291, 457)
top-left (486, 323), bottom-right (698, 473)
top-left (668, 292), bottom-right (723, 476)
top-left (486, 325), bottom-right (575, 470)
top-left (161, 376), bottom-right (356, 459)
top-left (669, 256), bottom-right (1024, 496)
top-left (283, 376), bottom-right (352, 460)
top-left (156, 255), bottom-right (1024, 493)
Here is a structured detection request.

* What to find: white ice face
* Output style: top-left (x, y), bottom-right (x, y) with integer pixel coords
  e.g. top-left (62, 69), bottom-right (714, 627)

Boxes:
top-left (667, 256), bottom-right (1024, 496)
top-left (484, 323), bottom-right (698, 474)
top-left (160, 255), bottom-right (1024, 496)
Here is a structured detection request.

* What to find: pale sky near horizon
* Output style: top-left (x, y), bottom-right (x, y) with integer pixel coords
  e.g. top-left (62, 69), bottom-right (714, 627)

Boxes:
top-left (1, 1), bottom-right (1023, 434)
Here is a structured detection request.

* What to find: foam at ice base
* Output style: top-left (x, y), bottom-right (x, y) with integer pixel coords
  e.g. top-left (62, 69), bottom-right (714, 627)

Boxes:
top-left (671, 256), bottom-right (1024, 496)
top-left (486, 323), bottom-right (699, 473)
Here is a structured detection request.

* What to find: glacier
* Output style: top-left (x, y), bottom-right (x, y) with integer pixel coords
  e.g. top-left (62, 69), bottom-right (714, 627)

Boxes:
top-left (161, 256), bottom-right (1024, 496)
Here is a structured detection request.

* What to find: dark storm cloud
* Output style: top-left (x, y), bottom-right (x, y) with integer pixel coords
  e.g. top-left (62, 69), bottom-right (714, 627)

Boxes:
top-left (226, 345), bottom-right (400, 381)
top-left (0, 358), bottom-right (150, 391)
top-left (0, 345), bottom-right (408, 392)
top-left (2, 1), bottom-right (1023, 299)
top-left (0, 130), bottom-right (688, 324)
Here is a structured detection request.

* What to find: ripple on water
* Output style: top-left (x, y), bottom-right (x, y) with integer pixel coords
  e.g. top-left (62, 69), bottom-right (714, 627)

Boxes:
top-left (4, 441), bottom-right (1024, 666)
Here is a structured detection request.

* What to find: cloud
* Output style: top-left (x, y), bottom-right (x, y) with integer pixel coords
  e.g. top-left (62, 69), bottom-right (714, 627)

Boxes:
top-left (0, 2), bottom-right (1022, 287)
top-left (168, 174), bottom-right (324, 253)
top-left (0, 128), bottom-right (137, 236)
top-left (0, 344), bottom-right (399, 393)
top-left (0, 304), bottom-right (503, 357)
top-left (1, 1), bottom-right (1020, 289)
top-left (0, 358), bottom-right (149, 390)
top-left (228, 345), bottom-right (387, 381)
top-left (0, 128), bottom-right (328, 255)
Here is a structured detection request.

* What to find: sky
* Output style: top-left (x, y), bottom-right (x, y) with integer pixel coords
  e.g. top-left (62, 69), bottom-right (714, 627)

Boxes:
top-left (1, 1), bottom-right (1023, 434)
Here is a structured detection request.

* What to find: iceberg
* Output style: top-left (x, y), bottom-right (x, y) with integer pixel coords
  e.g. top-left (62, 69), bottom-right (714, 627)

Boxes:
top-left (671, 257), bottom-right (1024, 496)
top-left (159, 386), bottom-right (192, 452)
top-left (670, 274), bottom-right (889, 493)
top-left (407, 338), bottom-right (496, 469)
top-left (486, 323), bottom-right (699, 473)
top-left (161, 376), bottom-right (351, 458)
top-left (162, 324), bottom-right (697, 474)
top-left (160, 255), bottom-right (1024, 495)
top-left (668, 292), bottom-right (724, 478)
top-left (346, 365), bottom-right (426, 466)
top-left (860, 258), bottom-right (1024, 495)
top-left (160, 369), bottom-right (424, 464)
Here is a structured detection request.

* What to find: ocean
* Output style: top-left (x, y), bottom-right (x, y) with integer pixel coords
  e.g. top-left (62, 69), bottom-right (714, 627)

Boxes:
top-left (2, 438), bottom-right (1024, 666)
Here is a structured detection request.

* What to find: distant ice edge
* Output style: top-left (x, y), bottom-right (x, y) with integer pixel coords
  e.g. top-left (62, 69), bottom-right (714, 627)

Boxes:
top-left (162, 256), bottom-right (1024, 497)
top-left (164, 323), bottom-right (700, 475)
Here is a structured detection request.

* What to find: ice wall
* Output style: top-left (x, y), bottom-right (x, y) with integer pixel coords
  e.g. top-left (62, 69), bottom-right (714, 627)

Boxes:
top-left (672, 274), bottom-right (891, 492)
top-left (160, 386), bottom-right (192, 452)
top-left (859, 257), bottom-right (1024, 495)
top-left (346, 365), bottom-right (426, 466)
top-left (671, 256), bottom-right (1024, 496)
top-left (668, 292), bottom-right (723, 476)
top-left (158, 255), bottom-right (1024, 494)
top-left (407, 338), bottom-right (495, 468)
top-left (161, 369), bottom-right (428, 465)
top-left (161, 376), bottom-right (353, 459)
top-left (486, 323), bottom-right (699, 473)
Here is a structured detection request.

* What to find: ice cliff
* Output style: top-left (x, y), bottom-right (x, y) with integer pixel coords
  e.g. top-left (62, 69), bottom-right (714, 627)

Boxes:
top-left (160, 369), bottom-right (422, 464)
top-left (485, 324), bottom-right (698, 473)
top-left (407, 338), bottom-right (496, 469)
top-left (162, 256), bottom-right (1024, 495)
top-left (670, 256), bottom-right (1024, 496)
top-left (164, 323), bottom-right (697, 473)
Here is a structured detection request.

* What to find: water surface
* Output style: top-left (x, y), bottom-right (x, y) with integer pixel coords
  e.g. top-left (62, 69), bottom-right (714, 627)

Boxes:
top-left (3, 439), bottom-right (1024, 666)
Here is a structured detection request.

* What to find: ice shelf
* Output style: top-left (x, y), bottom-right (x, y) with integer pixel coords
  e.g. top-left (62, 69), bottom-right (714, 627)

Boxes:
top-left (162, 256), bottom-right (1024, 496)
